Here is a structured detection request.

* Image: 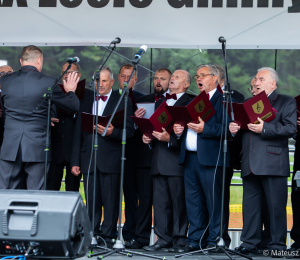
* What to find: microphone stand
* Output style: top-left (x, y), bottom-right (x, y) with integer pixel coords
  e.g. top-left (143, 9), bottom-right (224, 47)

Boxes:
top-left (88, 63), bottom-right (164, 260)
top-left (86, 43), bottom-right (118, 253)
top-left (175, 39), bottom-right (252, 260)
top-left (33, 63), bottom-right (72, 190)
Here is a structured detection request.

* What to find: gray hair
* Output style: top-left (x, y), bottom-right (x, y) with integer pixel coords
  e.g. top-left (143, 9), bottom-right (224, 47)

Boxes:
top-left (61, 62), bottom-right (81, 73)
top-left (196, 64), bottom-right (219, 86)
top-left (94, 65), bottom-right (114, 80)
top-left (214, 64), bottom-right (225, 81)
top-left (257, 67), bottom-right (278, 85)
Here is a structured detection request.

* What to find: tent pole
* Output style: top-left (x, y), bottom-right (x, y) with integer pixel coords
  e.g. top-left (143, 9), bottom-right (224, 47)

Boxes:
top-left (275, 49), bottom-right (278, 71)
top-left (150, 48), bottom-right (153, 94)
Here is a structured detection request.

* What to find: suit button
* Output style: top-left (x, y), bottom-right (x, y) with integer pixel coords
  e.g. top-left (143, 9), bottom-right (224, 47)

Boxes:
top-left (62, 135), bottom-right (65, 138)
top-left (62, 120), bottom-right (65, 123)
top-left (251, 145), bottom-right (254, 148)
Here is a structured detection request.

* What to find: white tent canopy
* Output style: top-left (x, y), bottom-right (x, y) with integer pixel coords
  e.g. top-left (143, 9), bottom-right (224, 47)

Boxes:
top-left (0, 0), bottom-right (300, 49)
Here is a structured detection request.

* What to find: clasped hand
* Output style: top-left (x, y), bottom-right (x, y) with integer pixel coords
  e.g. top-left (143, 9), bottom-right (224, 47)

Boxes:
top-left (94, 123), bottom-right (114, 136)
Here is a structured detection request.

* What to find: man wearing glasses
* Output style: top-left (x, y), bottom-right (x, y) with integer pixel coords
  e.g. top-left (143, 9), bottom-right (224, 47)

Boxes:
top-left (48, 62), bottom-right (89, 191)
top-left (174, 64), bottom-right (231, 253)
top-left (0, 65), bottom-right (14, 148)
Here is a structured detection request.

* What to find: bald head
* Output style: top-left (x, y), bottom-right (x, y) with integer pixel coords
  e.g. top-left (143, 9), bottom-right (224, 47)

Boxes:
top-left (0, 65), bottom-right (14, 77)
top-left (169, 70), bottom-right (191, 94)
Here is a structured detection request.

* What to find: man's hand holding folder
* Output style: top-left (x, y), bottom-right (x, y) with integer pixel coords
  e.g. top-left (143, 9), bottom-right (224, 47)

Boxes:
top-left (131, 101), bottom-right (174, 140)
top-left (165, 91), bottom-right (215, 128)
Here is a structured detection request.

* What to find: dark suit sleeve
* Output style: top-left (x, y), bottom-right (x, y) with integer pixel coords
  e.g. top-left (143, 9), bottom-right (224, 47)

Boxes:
top-left (261, 98), bottom-right (297, 139)
top-left (70, 105), bottom-right (83, 168)
top-left (52, 83), bottom-right (80, 113)
top-left (108, 99), bottom-right (135, 141)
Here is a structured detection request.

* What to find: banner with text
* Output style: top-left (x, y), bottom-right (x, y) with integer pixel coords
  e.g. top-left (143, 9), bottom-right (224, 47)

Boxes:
top-left (0, 0), bottom-right (300, 49)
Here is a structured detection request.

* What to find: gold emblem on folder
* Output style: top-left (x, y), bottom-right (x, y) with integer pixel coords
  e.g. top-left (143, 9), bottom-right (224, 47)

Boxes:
top-left (158, 111), bottom-right (168, 124)
top-left (252, 100), bottom-right (264, 114)
top-left (195, 100), bottom-right (205, 113)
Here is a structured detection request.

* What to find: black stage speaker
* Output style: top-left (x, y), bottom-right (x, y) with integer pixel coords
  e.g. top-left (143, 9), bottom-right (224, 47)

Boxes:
top-left (0, 190), bottom-right (92, 258)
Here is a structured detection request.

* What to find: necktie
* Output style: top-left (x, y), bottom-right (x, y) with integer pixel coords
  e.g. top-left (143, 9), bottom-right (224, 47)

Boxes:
top-left (166, 93), bottom-right (177, 100)
top-left (95, 95), bottom-right (108, 102)
top-left (206, 93), bottom-right (210, 100)
top-left (155, 95), bottom-right (163, 101)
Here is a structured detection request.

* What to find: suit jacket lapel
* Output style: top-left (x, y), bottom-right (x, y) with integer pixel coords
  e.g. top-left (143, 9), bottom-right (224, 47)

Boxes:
top-left (102, 90), bottom-right (117, 116)
top-left (268, 90), bottom-right (278, 105)
top-left (174, 93), bottom-right (189, 106)
top-left (209, 90), bottom-right (221, 107)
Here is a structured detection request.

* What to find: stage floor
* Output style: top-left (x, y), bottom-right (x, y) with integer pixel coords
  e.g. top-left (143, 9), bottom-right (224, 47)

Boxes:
top-left (78, 248), bottom-right (280, 260)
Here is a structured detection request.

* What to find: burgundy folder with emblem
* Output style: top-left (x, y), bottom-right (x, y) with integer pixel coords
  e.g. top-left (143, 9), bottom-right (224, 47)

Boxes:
top-left (232, 91), bottom-right (275, 130)
top-left (164, 91), bottom-right (216, 128)
top-left (131, 101), bottom-right (174, 139)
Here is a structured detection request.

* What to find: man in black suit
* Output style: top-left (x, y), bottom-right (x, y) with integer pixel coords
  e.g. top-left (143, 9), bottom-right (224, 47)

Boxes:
top-left (174, 64), bottom-right (231, 253)
top-left (71, 66), bottom-right (134, 247)
top-left (142, 70), bottom-right (190, 252)
top-left (215, 64), bottom-right (245, 248)
top-left (229, 67), bottom-right (297, 254)
top-left (0, 65), bottom-right (14, 148)
top-left (118, 64), bottom-right (144, 242)
top-left (125, 68), bottom-right (172, 249)
top-left (0, 45), bottom-right (80, 190)
top-left (47, 62), bottom-right (85, 191)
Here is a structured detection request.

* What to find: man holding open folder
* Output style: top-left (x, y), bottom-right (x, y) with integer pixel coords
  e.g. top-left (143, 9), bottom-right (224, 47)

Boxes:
top-left (70, 66), bottom-right (134, 248)
top-left (142, 70), bottom-right (190, 252)
top-left (174, 64), bottom-right (230, 253)
top-left (124, 68), bottom-right (172, 249)
top-left (229, 67), bottom-right (297, 254)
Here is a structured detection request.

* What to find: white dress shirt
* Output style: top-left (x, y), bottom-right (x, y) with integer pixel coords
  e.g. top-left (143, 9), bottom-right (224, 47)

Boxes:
top-left (185, 88), bottom-right (217, 152)
top-left (93, 89), bottom-right (112, 116)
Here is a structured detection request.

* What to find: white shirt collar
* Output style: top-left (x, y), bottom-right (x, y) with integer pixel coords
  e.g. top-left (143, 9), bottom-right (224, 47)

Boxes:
top-left (207, 88), bottom-right (217, 100)
top-left (163, 89), bottom-right (170, 97)
top-left (96, 89), bottom-right (112, 100)
top-left (267, 91), bottom-right (273, 97)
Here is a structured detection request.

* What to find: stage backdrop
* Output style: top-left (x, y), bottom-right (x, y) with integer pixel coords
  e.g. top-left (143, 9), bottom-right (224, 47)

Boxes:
top-left (0, 0), bottom-right (300, 48)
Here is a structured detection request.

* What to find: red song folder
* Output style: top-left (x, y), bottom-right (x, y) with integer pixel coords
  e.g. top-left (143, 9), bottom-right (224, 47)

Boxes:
top-left (131, 101), bottom-right (174, 139)
top-left (232, 91), bottom-right (276, 130)
top-left (81, 109), bottom-right (124, 133)
top-left (165, 91), bottom-right (216, 127)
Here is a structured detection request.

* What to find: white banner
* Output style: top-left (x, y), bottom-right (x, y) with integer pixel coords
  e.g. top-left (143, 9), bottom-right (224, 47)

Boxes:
top-left (0, 0), bottom-right (300, 49)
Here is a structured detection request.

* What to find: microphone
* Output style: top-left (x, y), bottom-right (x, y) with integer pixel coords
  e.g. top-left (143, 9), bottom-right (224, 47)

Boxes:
top-left (64, 57), bottom-right (80, 63)
top-left (111, 37), bottom-right (121, 44)
top-left (218, 36), bottom-right (226, 43)
top-left (132, 45), bottom-right (148, 65)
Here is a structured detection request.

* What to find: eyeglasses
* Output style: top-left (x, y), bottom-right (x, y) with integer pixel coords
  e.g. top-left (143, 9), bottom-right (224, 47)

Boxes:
top-left (193, 74), bottom-right (214, 80)
top-left (0, 71), bottom-right (13, 76)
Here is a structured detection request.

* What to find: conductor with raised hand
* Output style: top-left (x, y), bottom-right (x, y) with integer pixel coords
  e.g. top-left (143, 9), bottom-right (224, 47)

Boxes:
top-left (0, 45), bottom-right (80, 190)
